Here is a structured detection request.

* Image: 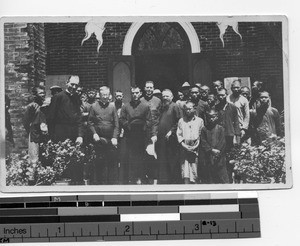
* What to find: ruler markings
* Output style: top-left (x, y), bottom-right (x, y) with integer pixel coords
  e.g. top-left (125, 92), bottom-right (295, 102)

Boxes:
top-left (0, 195), bottom-right (260, 242)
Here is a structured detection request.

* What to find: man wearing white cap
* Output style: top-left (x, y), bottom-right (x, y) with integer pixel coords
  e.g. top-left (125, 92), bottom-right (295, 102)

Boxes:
top-left (176, 81), bottom-right (191, 117)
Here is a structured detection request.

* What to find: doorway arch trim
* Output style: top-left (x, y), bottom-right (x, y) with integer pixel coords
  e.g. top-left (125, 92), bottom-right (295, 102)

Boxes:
top-left (122, 22), bottom-right (201, 55)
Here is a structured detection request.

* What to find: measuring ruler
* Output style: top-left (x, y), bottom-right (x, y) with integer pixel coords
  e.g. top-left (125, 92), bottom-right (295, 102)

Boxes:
top-left (0, 193), bottom-right (260, 243)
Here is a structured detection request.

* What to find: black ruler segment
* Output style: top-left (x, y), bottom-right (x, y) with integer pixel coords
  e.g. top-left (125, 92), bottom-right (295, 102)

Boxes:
top-left (181, 212), bottom-right (242, 220)
top-left (238, 198), bottom-right (258, 204)
top-left (132, 200), bottom-right (158, 206)
top-left (0, 208), bottom-right (58, 216)
top-left (0, 203), bottom-right (25, 209)
top-left (185, 199), bottom-right (211, 205)
top-left (158, 200), bottom-right (185, 206)
top-left (0, 194), bottom-right (260, 242)
top-left (104, 201), bottom-right (131, 207)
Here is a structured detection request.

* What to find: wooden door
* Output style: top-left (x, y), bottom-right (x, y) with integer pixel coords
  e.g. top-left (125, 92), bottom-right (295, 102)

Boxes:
top-left (189, 53), bottom-right (215, 86)
top-left (108, 56), bottom-right (135, 104)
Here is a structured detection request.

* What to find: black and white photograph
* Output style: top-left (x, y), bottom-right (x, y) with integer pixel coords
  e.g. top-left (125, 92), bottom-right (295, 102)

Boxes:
top-left (0, 16), bottom-right (291, 192)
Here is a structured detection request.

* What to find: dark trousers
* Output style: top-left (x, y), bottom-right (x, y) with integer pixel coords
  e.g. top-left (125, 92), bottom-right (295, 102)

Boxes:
top-left (93, 140), bottom-right (118, 185)
top-left (198, 147), bottom-right (210, 184)
top-left (117, 137), bottom-right (127, 184)
top-left (53, 124), bottom-right (78, 142)
top-left (125, 129), bottom-right (147, 184)
top-left (157, 136), bottom-right (180, 184)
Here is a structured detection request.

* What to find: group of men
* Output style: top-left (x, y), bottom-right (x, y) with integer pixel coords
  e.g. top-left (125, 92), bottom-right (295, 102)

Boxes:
top-left (20, 75), bottom-right (282, 185)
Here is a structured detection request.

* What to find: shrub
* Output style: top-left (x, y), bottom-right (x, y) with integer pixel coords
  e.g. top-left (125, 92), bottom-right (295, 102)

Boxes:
top-left (228, 137), bottom-right (286, 184)
top-left (6, 139), bottom-right (96, 186)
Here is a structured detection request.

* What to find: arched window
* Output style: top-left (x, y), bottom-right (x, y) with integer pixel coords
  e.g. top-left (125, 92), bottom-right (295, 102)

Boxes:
top-left (132, 23), bottom-right (191, 55)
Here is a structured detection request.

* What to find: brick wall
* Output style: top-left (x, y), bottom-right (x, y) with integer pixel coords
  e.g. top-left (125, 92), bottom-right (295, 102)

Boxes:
top-left (192, 22), bottom-right (283, 110)
top-left (5, 21), bottom-right (283, 152)
top-left (4, 23), bottom-right (46, 151)
top-left (45, 22), bottom-right (131, 88)
top-left (45, 22), bottom-right (283, 101)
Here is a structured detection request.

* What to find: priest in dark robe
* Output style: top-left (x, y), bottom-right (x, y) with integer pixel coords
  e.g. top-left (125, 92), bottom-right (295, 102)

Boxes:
top-left (120, 86), bottom-right (152, 184)
top-left (156, 89), bottom-right (181, 184)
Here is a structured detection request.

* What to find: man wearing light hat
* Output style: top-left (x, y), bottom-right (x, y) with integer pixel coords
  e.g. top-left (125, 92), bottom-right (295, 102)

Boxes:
top-left (50, 85), bottom-right (63, 97)
top-left (176, 81), bottom-right (191, 117)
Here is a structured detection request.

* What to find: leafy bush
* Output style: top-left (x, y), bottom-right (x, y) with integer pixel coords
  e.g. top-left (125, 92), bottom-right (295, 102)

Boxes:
top-left (6, 139), bottom-right (96, 186)
top-left (228, 137), bottom-right (286, 183)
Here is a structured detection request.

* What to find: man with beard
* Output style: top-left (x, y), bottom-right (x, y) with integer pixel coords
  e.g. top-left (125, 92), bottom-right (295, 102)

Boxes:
top-left (47, 75), bottom-right (83, 144)
top-left (88, 86), bottom-right (119, 184)
top-left (252, 91), bottom-right (282, 145)
top-left (140, 81), bottom-right (161, 183)
top-left (189, 85), bottom-right (209, 121)
top-left (227, 80), bottom-right (250, 140)
top-left (120, 86), bottom-right (152, 184)
top-left (23, 86), bottom-right (48, 177)
top-left (156, 89), bottom-right (181, 184)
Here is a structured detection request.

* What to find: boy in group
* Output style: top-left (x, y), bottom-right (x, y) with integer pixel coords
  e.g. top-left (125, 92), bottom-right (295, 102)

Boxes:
top-left (23, 86), bottom-right (48, 183)
top-left (200, 109), bottom-right (229, 184)
top-left (177, 101), bottom-right (204, 184)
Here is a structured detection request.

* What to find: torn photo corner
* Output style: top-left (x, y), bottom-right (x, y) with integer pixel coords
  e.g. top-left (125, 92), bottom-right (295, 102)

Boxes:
top-left (0, 15), bottom-right (292, 193)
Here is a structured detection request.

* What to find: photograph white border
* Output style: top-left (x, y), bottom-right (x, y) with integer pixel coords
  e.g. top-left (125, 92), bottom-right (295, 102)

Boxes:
top-left (0, 15), bottom-right (292, 193)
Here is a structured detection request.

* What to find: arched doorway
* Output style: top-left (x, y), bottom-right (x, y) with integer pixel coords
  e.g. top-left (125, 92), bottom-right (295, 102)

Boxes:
top-left (132, 23), bottom-right (191, 93)
top-left (108, 22), bottom-right (213, 103)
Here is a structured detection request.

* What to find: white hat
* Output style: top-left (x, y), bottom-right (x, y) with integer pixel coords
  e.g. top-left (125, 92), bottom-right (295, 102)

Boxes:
top-left (146, 143), bottom-right (157, 159)
top-left (153, 89), bottom-right (161, 94)
top-left (181, 82), bottom-right (190, 88)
